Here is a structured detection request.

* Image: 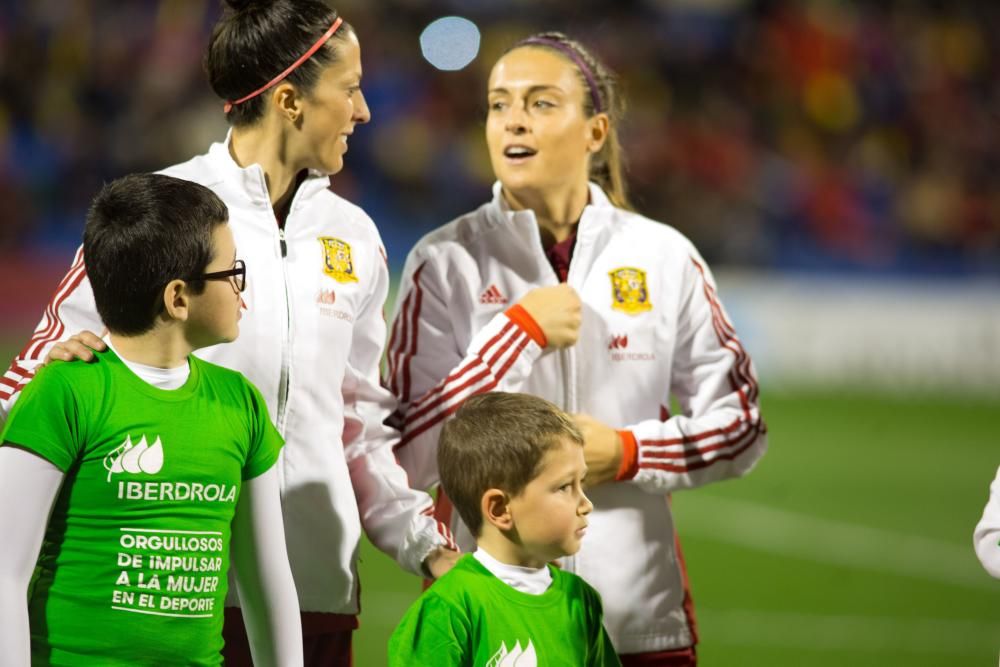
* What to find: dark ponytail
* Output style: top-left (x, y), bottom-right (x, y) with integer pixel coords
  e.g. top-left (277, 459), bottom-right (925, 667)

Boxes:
top-left (508, 32), bottom-right (631, 210)
top-left (206, 0), bottom-right (352, 126)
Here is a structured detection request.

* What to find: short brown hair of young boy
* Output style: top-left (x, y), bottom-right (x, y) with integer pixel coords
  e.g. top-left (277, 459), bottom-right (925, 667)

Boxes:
top-left (438, 392), bottom-right (584, 537)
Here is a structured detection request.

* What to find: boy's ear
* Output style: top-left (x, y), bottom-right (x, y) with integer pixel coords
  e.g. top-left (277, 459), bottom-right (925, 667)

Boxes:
top-left (481, 488), bottom-right (513, 532)
top-left (162, 279), bottom-right (191, 322)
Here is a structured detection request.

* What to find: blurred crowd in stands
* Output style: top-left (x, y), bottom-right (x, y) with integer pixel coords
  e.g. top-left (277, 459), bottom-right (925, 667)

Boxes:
top-left (1, 0), bottom-right (997, 276)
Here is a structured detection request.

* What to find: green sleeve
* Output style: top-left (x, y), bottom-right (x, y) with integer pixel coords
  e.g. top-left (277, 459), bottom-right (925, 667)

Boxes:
top-left (388, 592), bottom-right (470, 667)
top-left (0, 365), bottom-right (83, 472)
top-left (584, 583), bottom-right (623, 667)
top-left (241, 381), bottom-right (283, 480)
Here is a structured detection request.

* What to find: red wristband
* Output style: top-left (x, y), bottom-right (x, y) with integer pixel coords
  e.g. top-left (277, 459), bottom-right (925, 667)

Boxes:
top-left (615, 430), bottom-right (639, 481)
top-left (505, 304), bottom-right (547, 347)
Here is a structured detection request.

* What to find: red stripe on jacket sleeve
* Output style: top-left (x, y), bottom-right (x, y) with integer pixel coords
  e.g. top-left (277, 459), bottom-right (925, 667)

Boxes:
top-left (402, 264), bottom-right (426, 403)
top-left (407, 322), bottom-right (514, 419)
top-left (23, 251), bottom-right (87, 361)
top-left (396, 329), bottom-right (530, 450)
top-left (4, 252), bottom-right (88, 403)
top-left (637, 257), bottom-right (762, 475)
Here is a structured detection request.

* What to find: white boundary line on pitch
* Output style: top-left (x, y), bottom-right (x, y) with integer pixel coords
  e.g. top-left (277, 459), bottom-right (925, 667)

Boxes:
top-left (676, 494), bottom-right (987, 589)
top-left (699, 608), bottom-right (998, 656)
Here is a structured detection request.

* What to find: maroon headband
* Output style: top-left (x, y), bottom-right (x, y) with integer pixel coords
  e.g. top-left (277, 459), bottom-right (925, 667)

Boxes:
top-left (517, 37), bottom-right (604, 114)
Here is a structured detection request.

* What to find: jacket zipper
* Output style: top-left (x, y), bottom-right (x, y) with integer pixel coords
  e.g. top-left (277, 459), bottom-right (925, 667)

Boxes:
top-left (529, 217), bottom-right (582, 573)
top-left (562, 220), bottom-right (582, 416)
top-left (275, 225), bottom-right (292, 435)
top-left (559, 213), bottom-right (592, 575)
top-left (524, 217), bottom-right (577, 415)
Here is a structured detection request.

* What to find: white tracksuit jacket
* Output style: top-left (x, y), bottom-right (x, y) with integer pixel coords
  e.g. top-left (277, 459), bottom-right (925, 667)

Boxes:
top-left (386, 182), bottom-right (768, 654)
top-left (974, 466), bottom-right (1000, 578)
top-left (0, 137), bottom-right (452, 615)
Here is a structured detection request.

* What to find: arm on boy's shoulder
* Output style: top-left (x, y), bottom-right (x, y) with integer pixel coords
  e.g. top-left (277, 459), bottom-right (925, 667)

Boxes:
top-left (0, 253), bottom-right (106, 421)
top-left (347, 431), bottom-right (458, 578)
top-left (423, 545), bottom-right (462, 580)
top-left (44, 330), bottom-right (107, 364)
top-left (336, 246), bottom-right (460, 578)
top-left (388, 585), bottom-right (470, 666)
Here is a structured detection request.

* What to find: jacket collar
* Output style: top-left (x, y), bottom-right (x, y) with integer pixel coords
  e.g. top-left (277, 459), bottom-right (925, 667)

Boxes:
top-left (484, 182), bottom-right (620, 282)
top-left (487, 181), bottom-right (616, 239)
top-left (206, 129), bottom-right (331, 208)
top-left (490, 181), bottom-right (612, 212)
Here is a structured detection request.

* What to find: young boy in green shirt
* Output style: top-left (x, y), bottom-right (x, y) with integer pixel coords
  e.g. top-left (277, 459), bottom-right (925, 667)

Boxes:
top-left (389, 392), bottom-right (621, 666)
top-left (0, 174), bottom-right (301, 666)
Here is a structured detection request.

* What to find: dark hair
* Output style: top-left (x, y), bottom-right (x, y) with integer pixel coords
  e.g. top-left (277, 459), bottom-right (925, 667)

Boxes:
top-left (438, 392), bottom-right (583, 537)
top-left (206, 0), bottom-right (353, 127)
top-left (83, 173), bottom-right (228, 336)
top-left (508, 32), bottom-right (631, 210)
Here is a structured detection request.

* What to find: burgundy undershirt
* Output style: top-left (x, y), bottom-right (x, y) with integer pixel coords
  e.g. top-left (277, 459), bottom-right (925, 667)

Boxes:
top-left (544, 229), bottom-right (578, 283)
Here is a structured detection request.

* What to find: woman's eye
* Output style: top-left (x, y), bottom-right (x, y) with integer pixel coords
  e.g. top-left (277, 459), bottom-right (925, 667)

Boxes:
top-left (534, 99), bottom-right (554, 109)
top-left (489, 101), bottom-right (506, 111)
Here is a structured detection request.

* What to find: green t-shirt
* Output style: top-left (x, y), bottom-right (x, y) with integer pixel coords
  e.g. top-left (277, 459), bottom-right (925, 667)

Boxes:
top-left (388, 554), bottom-right (621, 666)
top-left (0, 349), bottom-right (283, 667)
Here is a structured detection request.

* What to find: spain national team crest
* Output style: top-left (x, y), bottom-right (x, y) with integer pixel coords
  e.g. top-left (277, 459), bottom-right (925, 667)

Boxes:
top-left (609, 267), bottom-right (653, 315)
top-left (318, 237), bottom-right (359, 283)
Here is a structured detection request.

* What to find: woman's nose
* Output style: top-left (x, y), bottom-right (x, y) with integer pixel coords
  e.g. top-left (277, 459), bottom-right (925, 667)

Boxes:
top-left (354, 90), bottom-right (371, 124)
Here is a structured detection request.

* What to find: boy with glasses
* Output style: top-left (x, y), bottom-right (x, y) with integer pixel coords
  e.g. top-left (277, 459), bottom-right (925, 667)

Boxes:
top-left (203, 259), bottom-right (247, 292)
top-left (0, 173), bottom-right (301, 665)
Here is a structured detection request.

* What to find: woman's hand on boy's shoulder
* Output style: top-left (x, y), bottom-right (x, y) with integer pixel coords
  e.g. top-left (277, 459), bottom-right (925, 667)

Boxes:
top-left (423, 546), bottom-right (462, 580)
top-left (44, 330), bottom-right (106, 365)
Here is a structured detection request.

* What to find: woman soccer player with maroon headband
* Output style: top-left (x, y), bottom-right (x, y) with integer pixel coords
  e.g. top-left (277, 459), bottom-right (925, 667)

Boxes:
top-left (387, 32), bottom-right (768, 665)
top-left (0, 1), bottom-right (459, 665)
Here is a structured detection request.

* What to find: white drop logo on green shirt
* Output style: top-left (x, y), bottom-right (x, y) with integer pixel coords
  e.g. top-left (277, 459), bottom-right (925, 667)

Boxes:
top-left (1, 349), bottom-right (283, 666)
top-left (486, 639), bottom-right (537, 666)
top-left (106, 434), bottom-right (164, 478)
top-left (389, 555), bottom-right (622, 666)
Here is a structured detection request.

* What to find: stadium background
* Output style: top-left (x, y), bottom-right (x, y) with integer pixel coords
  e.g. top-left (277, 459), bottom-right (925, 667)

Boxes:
top-left (0, 1), bottom-right (996, 664)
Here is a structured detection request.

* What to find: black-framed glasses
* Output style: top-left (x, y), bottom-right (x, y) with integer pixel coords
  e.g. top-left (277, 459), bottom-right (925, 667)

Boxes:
top-left (200, 259), bottom-right (246, 293)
